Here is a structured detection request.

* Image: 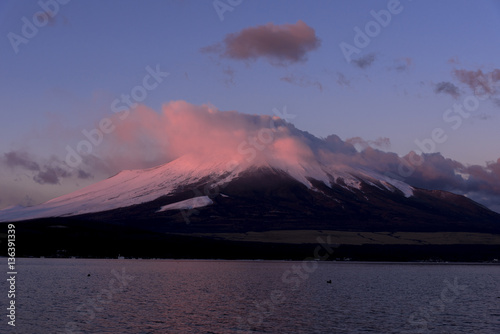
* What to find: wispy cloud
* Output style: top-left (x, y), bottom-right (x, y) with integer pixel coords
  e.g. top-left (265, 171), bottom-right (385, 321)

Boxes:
top-left (201, 20), bottom-right (321, 66)
top-left (222, 65), bottom-right (235, 86)
top-left (435, 82), bottom-right (460, 99)
top-left (33, 165), bottom-right (69, 185)
top-left (336, 72), bottom-right (350, 87)
top-left (352, 53), bottom-right (376, 69)
top-left (1, 151), bottom-right (92, 185)
top-left (35, 11), bottom-right (57, 26)
top-left (453, 68), bottom-right (500, 97)
top-left (346, 136), bottom-right (391, 151)
top-left (3, 151), bottom-right (40, 171)
top-left (280, 73), bottom-right (323, 92)
top-left (393, 57), bottom-right (413, 72)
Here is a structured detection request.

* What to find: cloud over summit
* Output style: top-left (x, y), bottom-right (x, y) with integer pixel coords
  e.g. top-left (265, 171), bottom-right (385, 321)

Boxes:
top-left (95, 101), bottom-right (500, 212)
top-left (2, 101), bottom-right (500, 213)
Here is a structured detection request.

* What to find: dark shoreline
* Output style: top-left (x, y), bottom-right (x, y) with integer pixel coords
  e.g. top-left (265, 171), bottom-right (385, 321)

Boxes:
top-left (3, 221), bottom-right (499, 262)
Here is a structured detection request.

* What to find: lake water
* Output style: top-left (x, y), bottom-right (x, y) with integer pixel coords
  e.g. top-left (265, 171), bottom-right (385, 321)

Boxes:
top-left (3, 259), bottom-right (499, 333)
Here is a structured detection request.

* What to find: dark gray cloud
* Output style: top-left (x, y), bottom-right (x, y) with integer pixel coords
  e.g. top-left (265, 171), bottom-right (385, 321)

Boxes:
top-left (323, 134), bottom-right (357, 155)
top-left (352, 53), bottom-right (376, 69)
top-left (2, 150), bottom-right (93, 185)
top-left (3, 151), bottom-right (40, 171)
top-left (315, 135), bottom-right (500, 212)
top-left (435, 81), bottom-right (460, 98)
top-left (398, 152), bottom-right (465, 191)
top-left (465, 158), bottom-right (500, 195)
top-left (33, 167), bottom-right (62, 185)
top-left (201, 20), bottom-right (320, 66)
top-left (77, 169), bottom-right (93, 180)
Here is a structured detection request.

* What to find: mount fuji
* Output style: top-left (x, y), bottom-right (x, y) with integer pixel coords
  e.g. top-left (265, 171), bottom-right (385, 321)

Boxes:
top-left (1, 115), bottom-right (499, 260)
top-left (1, 149), bottom-right (499, 231)
top-left (0, 152), bottom-right (413, 222)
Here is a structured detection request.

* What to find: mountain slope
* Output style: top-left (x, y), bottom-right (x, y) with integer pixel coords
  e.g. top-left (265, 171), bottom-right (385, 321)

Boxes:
top-left (2, 155), bottom-right (498, 236)
top-left (0, 152), bottom-right (413, 222)
top-left (2, 153), bottom-right (500, 261)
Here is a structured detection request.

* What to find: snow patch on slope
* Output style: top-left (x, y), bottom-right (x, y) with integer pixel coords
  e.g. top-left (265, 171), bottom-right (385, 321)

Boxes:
top-left (357, 169), bottom-right (414, 198)
top-left (157, 196), bottom-right (213, 212)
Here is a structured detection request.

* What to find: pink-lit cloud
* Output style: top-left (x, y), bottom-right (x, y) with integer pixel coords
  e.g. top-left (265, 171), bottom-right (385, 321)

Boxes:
top-left (60, 101), bottom-right (500, 212)
top-left (201, 20), bottom-right (321, 66)
top-left (92, 101), bottom-right (270, 172)
top-left (453, 68), bottom-right (500, 96)
top-left (2, 100), bottom-right (500, 213)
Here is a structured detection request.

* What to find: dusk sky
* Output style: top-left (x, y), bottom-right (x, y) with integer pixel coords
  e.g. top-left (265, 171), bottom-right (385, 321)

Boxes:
top-left (1, 0), bottom-right (500, 211)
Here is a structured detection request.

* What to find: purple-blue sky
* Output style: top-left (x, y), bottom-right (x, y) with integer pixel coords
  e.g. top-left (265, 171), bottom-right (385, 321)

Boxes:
top-left (1, 0), bottom-right (500, 211)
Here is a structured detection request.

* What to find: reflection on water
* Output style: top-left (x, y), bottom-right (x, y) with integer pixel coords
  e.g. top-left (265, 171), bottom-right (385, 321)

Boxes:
top-left (8, 259), bottom-right (500, 333)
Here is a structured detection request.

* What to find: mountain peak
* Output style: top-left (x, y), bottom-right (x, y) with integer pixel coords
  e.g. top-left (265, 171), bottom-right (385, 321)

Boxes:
top-left (0, 149), bottom-right (408, 222)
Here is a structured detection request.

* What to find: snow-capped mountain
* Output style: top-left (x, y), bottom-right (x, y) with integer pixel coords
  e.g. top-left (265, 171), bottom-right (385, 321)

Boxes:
top-left (1, 149), bottom-right (499, 236)
top-left (0, 151), bottom-right (414, 222)
top-left (2, 147), bottom-right (500, 261)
